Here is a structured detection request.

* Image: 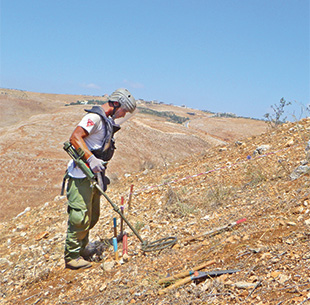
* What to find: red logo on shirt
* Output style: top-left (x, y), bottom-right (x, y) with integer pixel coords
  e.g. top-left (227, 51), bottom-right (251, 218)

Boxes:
top-left (86, 119), bottom-right (95, 127)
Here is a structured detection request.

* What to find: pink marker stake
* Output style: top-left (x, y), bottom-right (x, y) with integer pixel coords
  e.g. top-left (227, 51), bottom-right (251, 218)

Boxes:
top-left (235, 218), bottom-right (247, 225)
top-left (122, 233), bottom-right (128, 256)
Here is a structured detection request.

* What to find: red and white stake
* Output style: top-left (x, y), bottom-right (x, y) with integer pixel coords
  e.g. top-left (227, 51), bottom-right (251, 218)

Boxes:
top-left (128, 184), bottom-right (134, 210)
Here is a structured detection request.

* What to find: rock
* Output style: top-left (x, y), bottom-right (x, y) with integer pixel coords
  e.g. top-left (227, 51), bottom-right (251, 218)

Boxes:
top-left (35, 231), bottom-right (49, 241)
top-left (101, 260), bottom-right (115, 271)
top-left (290, 165), bottom-right (310, 180)
top-left (233, 281), bottom-right (256, 289)
top-left (200, 279), bottom-right (212, 291)
top-left (99, 283), bottom-right (107, 292)
top-left (201, 214), bottom-right (211, 220)
top-left (278, 274), bottom-right (290, 284)
top-left (54, 196), bottom-right (66, 201)
top-left (254, 145), bottom-right (271, 155)
top-left (305, 218), bottom-right (310, 226)
top-left (172, 243), bottom-right (181, 249)
top-left (123, 253), bottom-right (130, 261)
top-left (286, 221), bottom-right (296, 226)
top-left (269, 271), bottom-right (281, 279)
top-left (0, 258), bottom-right (12, 265)
top-left (284, 139), bottom-right (294, 147)
top-left (300, 160), bottom-right (308, 166)
top-left (14, 207), bottom-right (31, 219)
top-left (41, 202), bottom-right (50, 210)
top-left (285, 239), bottom-right (294, 245)
top-left (15, 224), bottom-right (26, 232)
top-left (143, 169), bottom-right (148, 175)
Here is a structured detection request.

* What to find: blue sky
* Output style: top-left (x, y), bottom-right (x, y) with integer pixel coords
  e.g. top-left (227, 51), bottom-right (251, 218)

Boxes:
top-left (0, 0), bottom-right (309, 119)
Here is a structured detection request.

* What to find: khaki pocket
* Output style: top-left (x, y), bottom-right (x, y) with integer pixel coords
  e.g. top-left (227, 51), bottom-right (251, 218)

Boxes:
top-left (69, 208), bottom-right (85, 228)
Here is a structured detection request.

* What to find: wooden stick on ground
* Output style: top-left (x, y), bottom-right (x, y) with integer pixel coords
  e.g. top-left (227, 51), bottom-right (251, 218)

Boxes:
top-left (158, 275), bottom-right (194, 295)
top-left (158, 259), bottom-right (216, 285)
top-left (183, 218), bottom-right (246, 244)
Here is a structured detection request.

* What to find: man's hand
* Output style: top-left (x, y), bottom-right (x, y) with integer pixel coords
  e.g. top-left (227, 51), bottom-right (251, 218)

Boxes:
top-left (87, 155), bottom-right (106, 173)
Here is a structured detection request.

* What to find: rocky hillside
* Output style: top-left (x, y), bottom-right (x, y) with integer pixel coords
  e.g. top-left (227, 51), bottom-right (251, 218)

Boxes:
top-left (0, 89), bottom-right (267, 221)
top-left (1, 116), bottom-right (310, 304)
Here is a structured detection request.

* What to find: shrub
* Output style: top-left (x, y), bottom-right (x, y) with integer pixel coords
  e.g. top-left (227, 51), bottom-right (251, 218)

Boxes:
top-left (264, 98), bottom-right (291, 128)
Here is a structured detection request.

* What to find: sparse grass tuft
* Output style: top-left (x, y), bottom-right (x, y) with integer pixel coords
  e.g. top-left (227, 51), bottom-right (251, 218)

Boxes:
top-left (164, 186), bottom-right (196, 216)
top-left (244, 166), bottom-right (266, 186)
top-left (202, 184), bottom-right (234, 208)
top-left (135, 221), bottom-right (145, 232)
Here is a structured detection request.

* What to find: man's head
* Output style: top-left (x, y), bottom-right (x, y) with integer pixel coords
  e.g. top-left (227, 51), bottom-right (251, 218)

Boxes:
top-left (109, 88), bottom-right (136, 114)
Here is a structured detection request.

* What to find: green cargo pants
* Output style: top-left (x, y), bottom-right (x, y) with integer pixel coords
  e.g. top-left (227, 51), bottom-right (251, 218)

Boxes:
top-left (64, 177), bottom-right (100, 262)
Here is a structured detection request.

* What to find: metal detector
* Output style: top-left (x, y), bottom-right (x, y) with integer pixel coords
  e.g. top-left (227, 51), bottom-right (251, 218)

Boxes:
top-left (63, 141), bottom-right (177, 252)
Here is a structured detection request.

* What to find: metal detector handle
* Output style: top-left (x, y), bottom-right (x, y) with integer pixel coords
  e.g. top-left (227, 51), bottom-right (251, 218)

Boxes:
top-left (63, 141), bottom-right (96, 181)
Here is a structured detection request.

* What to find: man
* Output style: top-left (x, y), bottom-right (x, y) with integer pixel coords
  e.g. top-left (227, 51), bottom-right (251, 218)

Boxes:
top-left (64, 88), bottom-right (136, 270)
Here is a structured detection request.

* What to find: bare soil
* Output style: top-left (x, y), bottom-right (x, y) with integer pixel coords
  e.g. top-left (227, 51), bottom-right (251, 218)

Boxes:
top-left (3, 90), bottom-right (308, 304)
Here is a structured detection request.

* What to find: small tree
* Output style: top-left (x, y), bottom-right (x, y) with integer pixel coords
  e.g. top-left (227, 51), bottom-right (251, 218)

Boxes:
top-left (264, 98), bottom-right (291, 128)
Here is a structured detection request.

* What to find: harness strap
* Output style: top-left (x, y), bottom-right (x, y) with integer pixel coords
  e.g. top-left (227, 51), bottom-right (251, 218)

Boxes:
top-left (61, 170), bottom-right (69, 196)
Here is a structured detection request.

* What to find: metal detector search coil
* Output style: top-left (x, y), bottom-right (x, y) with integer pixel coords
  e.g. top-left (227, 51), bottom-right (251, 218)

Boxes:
top-left (141, 237), bottom-right (177, 252)
top-left (63, 141), bottom-right (177, 253)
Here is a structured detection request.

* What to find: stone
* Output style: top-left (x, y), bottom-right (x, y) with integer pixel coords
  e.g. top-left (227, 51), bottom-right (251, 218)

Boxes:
top-left (290, 165), bottom-right (310, 180)
top-left (284, 139), bottom-right (294, 147)
top-left (233, 281), bottom-right (256, 289)
top-left (35, 231), bottom-right (49, 241)
top-left (15, 207), bottom-right (31, 219)
top-left (254, 145), bottom-right (270, 155)
top-left (101, 261), bottom-right (115, 271)
top-left (305, 218), bottom-right (310, 226)
top-left (99, 283), bottom-right (107, 292)
top-left (278, 274), bottom-right (290, 284)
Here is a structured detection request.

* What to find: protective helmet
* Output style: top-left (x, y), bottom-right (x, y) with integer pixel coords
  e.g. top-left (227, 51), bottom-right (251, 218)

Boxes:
top-left (109, 88), bottom-right (136, 113)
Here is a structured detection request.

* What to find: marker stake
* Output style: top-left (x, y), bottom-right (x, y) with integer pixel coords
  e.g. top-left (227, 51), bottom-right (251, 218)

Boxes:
top-left (113, 217), bottom-right (117, 238)
top-left (112, 237), bottom-right (119, 261)
top-left (128, 184), bottom-right (134, 210)
top-left (122, 233), bottom-right (128, 256)
top-left (120, 197), bottom-right (124, 236)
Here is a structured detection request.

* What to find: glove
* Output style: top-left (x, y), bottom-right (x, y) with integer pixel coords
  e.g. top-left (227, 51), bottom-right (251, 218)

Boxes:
top-left (87, 155), bottom-right (105, 173)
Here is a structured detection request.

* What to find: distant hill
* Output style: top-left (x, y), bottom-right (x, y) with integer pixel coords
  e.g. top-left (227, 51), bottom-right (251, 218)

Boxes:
top-left (0, 88), bottom-right (267, 221)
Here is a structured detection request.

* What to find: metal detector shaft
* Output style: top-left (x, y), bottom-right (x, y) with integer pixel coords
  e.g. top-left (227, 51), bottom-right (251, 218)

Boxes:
top-left (63, 141), bottom-right (145, 245)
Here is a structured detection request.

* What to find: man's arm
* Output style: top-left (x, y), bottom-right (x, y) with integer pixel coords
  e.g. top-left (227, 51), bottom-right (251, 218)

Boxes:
top-left (69, 126), bottom-right (106, 173)
top-left (69, 126), bottom-right (92, 161)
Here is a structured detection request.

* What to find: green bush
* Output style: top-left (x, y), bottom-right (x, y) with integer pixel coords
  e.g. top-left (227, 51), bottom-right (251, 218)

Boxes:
top-left (137, 107), bottom-right (189, 124)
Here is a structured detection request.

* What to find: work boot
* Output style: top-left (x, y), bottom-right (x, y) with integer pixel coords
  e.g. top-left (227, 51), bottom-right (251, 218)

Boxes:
top-left (80, 248), bottom-right (92, 261)
top-left (65, 257), bottom-right (92, 270)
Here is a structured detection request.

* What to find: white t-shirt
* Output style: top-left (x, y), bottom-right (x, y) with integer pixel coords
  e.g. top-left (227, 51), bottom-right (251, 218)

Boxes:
top-left (67, 113), bottom-right (106, 178)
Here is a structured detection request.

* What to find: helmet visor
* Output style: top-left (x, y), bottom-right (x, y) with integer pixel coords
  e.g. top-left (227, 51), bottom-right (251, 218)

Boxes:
top-left (114, 108), bottom-right (138, 125)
